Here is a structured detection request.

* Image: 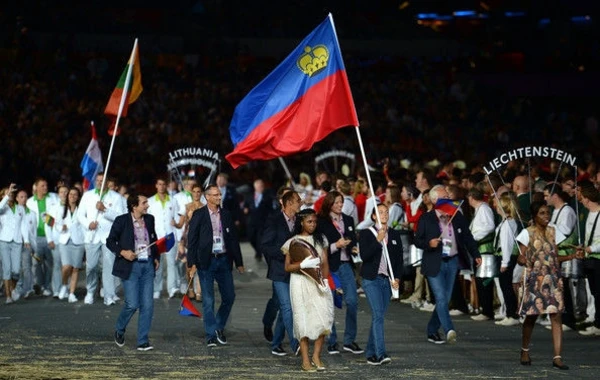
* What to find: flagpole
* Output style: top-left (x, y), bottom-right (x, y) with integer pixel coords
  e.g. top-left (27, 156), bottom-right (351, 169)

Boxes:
top-left (278, 157), bottom-right (296, 188)
top-left (99, 38), bottom-right (139, 195)
top-left (354, 126), bottom-right (398, 298)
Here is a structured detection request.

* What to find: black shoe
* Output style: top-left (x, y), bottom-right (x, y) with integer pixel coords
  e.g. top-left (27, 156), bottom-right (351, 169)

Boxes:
top-left (216, 329), bottom-right (227, 345)
top-left (427, 333), bottom-right (446, 344)
top-left (137, 342), bottom-right (154, 351)
top-left (114, 331), bottom-right (125, 347)
top-left (343, 342), bottom-right (364, 354)
top-left (264, 325), bottom-right (273, 343)
top-left (271, 345), bottom-right (288, 356)
top-left (327, 344), bottom-right (340, 355)
top-left (380, 355), bottom-right (391, 364)
top-left (207, 338), bottom-right (218, 347)
top-left (520, 350), bottom-right (531, 366)
top-left (367, 356), bottom-right (382, 365)
top-left (552, 356), bottom-right (569, 370)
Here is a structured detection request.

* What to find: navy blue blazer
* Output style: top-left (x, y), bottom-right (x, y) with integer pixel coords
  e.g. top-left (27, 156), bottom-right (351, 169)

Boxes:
top-left (414, 210), bottom-right (480, 277)
top-left (260, 211), bottom-right (293, 282)
top-left (106, 213), bottom-right (158, 280)
top-left (186, 206), bottom-right (243, 270)
top-left (317, 213), bottom-right (357, 272)
top-left (359, 227), bottom-right (403, 281)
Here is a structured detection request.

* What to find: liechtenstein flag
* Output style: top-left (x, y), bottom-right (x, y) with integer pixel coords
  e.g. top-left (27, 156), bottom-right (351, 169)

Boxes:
top-left (226, 14), bottom-right (359, 169)
top-left (80, 121), bottom-right (104, 190)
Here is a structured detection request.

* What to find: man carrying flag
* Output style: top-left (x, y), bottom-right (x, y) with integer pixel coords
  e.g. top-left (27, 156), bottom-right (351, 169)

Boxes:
top-left (415, 185), bottom-right (481, 345)
top-left (107, 192), bottom-right (159, 351)
top-left (226, 13), bottom-right (358, 168)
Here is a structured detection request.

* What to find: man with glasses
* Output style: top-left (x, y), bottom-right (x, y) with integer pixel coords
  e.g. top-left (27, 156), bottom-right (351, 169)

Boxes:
top-left (187, 184), bottom-right (244, 347)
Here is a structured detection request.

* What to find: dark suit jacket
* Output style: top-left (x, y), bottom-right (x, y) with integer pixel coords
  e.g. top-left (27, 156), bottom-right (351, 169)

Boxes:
top-left (106, 213), bottom-right (158, 280)
top-left (187, 206), bottom-right (243, 270)
top-left (260, 211), bottom-right (293, 282)
top-left (359, 227), bottom-right (403, 281)
top-left (414, 210), bottom-right (480, 277)
top-left (244, 192), bottom-right (274, 238)
top-left (317, 213), bottom-right (357, 272)
top-left (220, 185), bottom-right (241, 224)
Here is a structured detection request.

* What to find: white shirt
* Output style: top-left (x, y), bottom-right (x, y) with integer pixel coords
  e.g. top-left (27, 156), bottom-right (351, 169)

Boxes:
top-left (342, 195), bottom-right (358, 226)
top-left (517, 224), bottom-right (566, 246)
top-left (173, 191), bottom-right (192, 240)
top-left (21, 208), bottom-right (38, 251)
top-left (54, 207), bottom-right (85, 245)
top-left (551, 203), bottom-right (577, 237)
top-left (470, 202), bottom-right (496, 241)
top-left (388, 202), bottom-right (405, 229)
top-left (495, 218), bottom-right (518, 267)
top-left (26, 193), bottom-right (60, 239)
top-left (584, 211), bottom-right (600, 254)
top-left (0, 196), bottom-right (27, 243)
top-left (44, 202), bottom-right (65, 245)
top-left (77, 189), bottom-right (126, 244)
top-left (148, 194), bottom-right (178, 238)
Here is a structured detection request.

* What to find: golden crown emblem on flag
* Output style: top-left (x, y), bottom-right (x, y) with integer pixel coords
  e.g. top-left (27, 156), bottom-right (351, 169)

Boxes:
top-left (297, 45), bottom-right (329, 77)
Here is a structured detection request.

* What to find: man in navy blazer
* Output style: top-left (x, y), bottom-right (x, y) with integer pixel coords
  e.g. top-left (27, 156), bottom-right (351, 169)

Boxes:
top-left (316, 191), bottom-right (363, 355)
top-left (260, 189), bottom-right (301, 356)
top-left (415, 185), bottom-right (481, 345)
top-left (107, 193), bottom-right (159, 351)
top-left (187, 184), bottom-right (244, 347)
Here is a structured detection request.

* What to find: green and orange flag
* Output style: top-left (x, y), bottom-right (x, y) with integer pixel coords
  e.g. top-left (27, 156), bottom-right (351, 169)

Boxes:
top-left (104, 39), bottom-right (142, 135)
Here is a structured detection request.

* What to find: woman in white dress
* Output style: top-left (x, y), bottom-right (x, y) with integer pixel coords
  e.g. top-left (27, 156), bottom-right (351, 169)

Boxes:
top-left (282, 209), bottom-right (334, 372)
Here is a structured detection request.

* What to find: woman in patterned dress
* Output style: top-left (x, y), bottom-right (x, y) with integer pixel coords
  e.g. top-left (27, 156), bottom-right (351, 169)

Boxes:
top-left (516, 201), bottom-right (583, 370)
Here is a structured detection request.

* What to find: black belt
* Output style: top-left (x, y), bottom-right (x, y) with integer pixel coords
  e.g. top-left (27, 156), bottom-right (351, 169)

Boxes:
top-left (378, 274), bottom-right (389, 279)
top-left (442, 255), bottom-right (457, 262)
top-left (341, 260), bottom-right (351, 264)
top-left (212, 253), bottom-right (226, 259)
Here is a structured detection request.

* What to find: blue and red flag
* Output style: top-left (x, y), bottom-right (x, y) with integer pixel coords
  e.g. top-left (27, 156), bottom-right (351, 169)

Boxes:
top-left (156, 232), bottom-right (175, 255)
top-left (179, 294), bottom-right (202, 318)
top-left (80, 121), bottom-right (104, 190)
top-left (226, 14), bottom-right (359, 168)
top-left (435, 199), bottom-right (462, 216)
top-left (327, 272), bottom-right (343, 309)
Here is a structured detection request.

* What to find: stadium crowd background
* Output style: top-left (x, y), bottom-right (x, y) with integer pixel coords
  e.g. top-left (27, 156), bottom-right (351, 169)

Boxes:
top-left (1, 0), bottom-right (599, 192)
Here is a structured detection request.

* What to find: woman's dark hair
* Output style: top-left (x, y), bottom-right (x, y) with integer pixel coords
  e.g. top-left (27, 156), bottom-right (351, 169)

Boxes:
top-left (62, 187), bottom-right (81, 219)
top-left (530, 200), bottom-right (547, 222)
top-left (293, 208), bottom-right (325, 247)
top-left (318, 191), bottom-right (343, 219)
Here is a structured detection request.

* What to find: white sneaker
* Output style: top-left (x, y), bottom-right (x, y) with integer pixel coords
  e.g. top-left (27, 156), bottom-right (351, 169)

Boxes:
top-left (112, 295), bottom-right (121, 302)
top-left (584, 316), bottom-right (594, 324)
top-left (23, 290), bottom-right (34, 299)
top-left (5, 297), bottom-right (13, 304)
top-left (42, 289), bottom-right (52, 297)
top-left (58, 285), bottom-right (68, 300)
top-left (104, 297), bottom-right (116, 306)
top-left (496, 317), bottom-right (520, 326)
top-left (11, 289), bottom-right (21, 302)
top-left (84, 293), bottom-right (94, 305)
top-left (579, 326), bottom-right (600, 336)
top-left (494, 313), bottom-right (506, 321)
top-left (356, 287), bottom-right (365, 294)
top-left (471, 314), bottom-right (491, 321)
top-left (168, 288), bottom-right (179, 299)
top-left (100, 288), bottom-right (104, 298)
top-left (419, 302), bottom-right (435, 312)
top-left (449, 309), bottom-right (465, 316)
top-left (446, 329), bottom-right (457, 344)
top-left (545, 324), bottom-right (572, 332)
top-left (538, 316), bottom-right (551, 326)
top-left (68, 293), bottom-right (78, 303)
top-left (153, 291), bottom-right (160, 300)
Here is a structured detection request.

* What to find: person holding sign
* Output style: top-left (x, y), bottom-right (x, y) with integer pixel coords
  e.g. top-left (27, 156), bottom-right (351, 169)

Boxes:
top-left (415, 185), bottom-right (481, 345)
top-left (359, 204), bottom-right (402, 365)
top-left (106, 192), bottom-right (159, 351)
